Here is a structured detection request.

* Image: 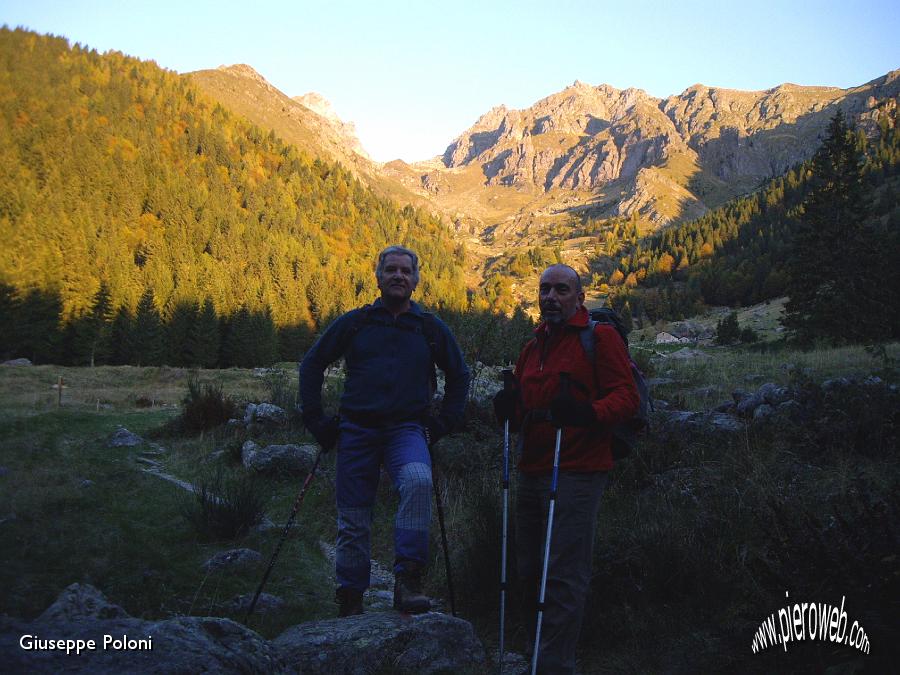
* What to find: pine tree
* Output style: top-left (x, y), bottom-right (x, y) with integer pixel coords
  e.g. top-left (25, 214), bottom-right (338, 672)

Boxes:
top-left (0, 282), bottom-right (19, 359)
top-left (132, 290), bottom-right (165, 366)
top-left (188, 298), bottom-right (221, 368)
top-left (80, 281), bottom-right (113, 367)
top-left (166, 300), bottom-right (199, 367)
top-left (109, 306), bottom-right (134, 365)
top-left (249, 307), bottom-right (278, 367)
top-left (782, 111), bottom-right (884, 344)
top-left (715, 312), bottom-right (741, 345)
top-left (18, 289), bottom-right (63, 364)
top-left (223, 305), bottom-right (253, 368)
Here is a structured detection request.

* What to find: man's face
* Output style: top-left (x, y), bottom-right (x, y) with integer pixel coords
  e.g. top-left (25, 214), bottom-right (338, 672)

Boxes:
top-left (377, 253), bottom-right (418, 303)
top-left (539, 267), bottom-right (584, 324)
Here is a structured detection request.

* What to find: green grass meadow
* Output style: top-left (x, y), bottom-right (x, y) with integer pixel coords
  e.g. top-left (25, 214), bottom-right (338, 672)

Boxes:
top-left (1, 343), bottom-right (897, 672)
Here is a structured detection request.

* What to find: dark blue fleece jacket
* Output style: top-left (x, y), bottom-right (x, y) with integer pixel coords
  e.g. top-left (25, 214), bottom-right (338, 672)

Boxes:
top-left (299, 299), bottom-right (470, 431)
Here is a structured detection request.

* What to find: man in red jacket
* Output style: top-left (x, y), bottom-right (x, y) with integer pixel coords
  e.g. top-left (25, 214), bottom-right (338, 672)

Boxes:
top-left (494, 264), bottom-right (639, 674)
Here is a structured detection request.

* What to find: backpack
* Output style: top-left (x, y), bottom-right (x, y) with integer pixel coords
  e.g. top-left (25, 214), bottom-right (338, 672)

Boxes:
top-left (579, 308), bottom-right (652, 460)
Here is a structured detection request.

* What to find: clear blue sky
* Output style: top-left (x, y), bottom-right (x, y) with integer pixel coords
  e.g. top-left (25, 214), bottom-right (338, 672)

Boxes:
top-left (2, 0), bottom-right (898, 162)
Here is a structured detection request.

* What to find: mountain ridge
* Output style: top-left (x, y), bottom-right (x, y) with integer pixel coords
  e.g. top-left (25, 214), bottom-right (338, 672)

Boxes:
top-left (432, 70), bottom-right (899, 205)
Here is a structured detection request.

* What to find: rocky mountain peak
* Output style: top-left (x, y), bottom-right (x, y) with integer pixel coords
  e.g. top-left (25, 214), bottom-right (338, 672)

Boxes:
top-left (294, 92), bottom-right (340, 124)
top-left (293, 92), bottom-right (370, 160)
top-left (417, 71), bottom-right (898, 250)
top-left (216, 63), bottom-right (272, 88)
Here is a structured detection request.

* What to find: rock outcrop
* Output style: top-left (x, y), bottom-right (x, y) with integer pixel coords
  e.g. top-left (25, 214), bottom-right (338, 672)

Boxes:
top-left (0, 584), bottom-right (283, 674)
top-left (431, 71), bottom-right (900, 227)
top-left (241, 441), bottom-right (317, 475)
top-left (274, 611), bottom-right (487, 674)
top-left (1, 584), bottom-right (489, 674)
top-left (108, 428), bottom-right (144, 448)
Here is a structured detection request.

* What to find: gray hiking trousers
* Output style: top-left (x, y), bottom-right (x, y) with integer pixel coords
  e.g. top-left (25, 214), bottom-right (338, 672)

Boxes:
top-left (516, 470), bottom-right (609, 675)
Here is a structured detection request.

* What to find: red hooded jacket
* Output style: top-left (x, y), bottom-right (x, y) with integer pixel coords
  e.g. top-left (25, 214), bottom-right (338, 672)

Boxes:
top-left (513, 306), bottom-right (639, 474)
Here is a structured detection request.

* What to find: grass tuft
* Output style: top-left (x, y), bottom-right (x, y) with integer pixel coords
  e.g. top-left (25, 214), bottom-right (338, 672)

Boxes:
top-left (180, 467), bottom-right (269, 541)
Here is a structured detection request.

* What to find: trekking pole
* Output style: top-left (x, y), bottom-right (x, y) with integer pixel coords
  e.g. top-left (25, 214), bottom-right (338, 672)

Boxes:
top-left (498, 368), bottom-right (515, 673)
top-left (244, 446), bottom-right (324, 624)
top-left (531, 372), bottom-right (570, 675)
top-left (431, 456), bottom-right (457, 617)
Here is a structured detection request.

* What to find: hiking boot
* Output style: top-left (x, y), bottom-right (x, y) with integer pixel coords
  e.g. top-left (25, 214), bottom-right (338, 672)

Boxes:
top-left (393, 562), bottom-right (430, 614)
top-left (335, 587), bottom-right (364, 617)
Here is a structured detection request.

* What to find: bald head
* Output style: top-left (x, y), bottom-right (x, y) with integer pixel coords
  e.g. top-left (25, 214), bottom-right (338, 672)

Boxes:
top-left (539, 264), bottom-right (584, 324)
top-left (541, 264), bottom-right (582, 292)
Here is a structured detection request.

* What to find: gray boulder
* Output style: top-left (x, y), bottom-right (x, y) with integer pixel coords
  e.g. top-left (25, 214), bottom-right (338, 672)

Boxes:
top-left (706, 413), bottom-right (745, 432)
top-left (38, 583), bottom-right (129, 622)
top-left (242, 443), bottom-right (316, 475)
top-left (203, 548), bottom-right (263, 573)
top-left (822, 377), bottom-right (853, 391)
top-left (223, 592), bottom-right (285, 615)
top-left (756, 382), bottom-right (778, 400)
top-left (753, 404), bottom-right (775, 420)
top-left (0, 584), bottom-right (282, 674)
top-left (243, 402), bottom-right (288, 427)
top-left (755, 382), bottom-right (792, 406)
top-left (660, 411), bottom-right (744, 433)
top-left (654, 332), bottom-right (680, 344)
top-left (1, 358), bottom-right (32, 366)
top-left (736, 393), bottom-right (764, 417)
top-left (108, 427), bottom-right (144, 447)
top-left (777, 400), bottom-right (803, 417)
top-left (274, 611), bottom-right (486, 674)
top-left (731, 388), bottom-right (750, 403)
top-left (760, 384), bottom-right (792, 406)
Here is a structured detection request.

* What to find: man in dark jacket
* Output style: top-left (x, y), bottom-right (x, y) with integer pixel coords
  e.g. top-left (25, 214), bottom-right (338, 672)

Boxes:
top-left (494, 264), bottom-right (639, 674)
top-left (300, 245), bottom-right (470, 617)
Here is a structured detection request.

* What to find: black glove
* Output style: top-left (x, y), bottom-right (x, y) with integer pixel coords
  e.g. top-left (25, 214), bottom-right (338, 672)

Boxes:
top-left (549, 394), bottom-right (596, 428)
top-left (303, 412), bottom-right (340, 451)
top-left (493, 388), bottom-right (517, 423)
top-left (423, 415), bottom-right (448, 446)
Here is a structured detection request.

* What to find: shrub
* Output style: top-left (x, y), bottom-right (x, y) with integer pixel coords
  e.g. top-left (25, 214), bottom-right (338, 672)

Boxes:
top-left (263, 367), bottom-right (299, 420)
top-left (739, 326), bottom-right (758, 343)
top-left (134, 395), bottom-right (154, 408)
top-left (630, 344), bottom-right (656, 377)
top-left (715, 311), bottom-right (741, 345)
top-left (178, 374), bottom-right (238, 435)
top-left (181, 467), bottom-right (268, 540)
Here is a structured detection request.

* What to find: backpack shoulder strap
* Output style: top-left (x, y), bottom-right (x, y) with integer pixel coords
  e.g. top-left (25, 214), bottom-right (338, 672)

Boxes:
top-left (338, 305), bottom-right (372, 356)
top-left (578, 319), bottom-right (597, 366)
top-left (421, 312), bottom-right (442, 365)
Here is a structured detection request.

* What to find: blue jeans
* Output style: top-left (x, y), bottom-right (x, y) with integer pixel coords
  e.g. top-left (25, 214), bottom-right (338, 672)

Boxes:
top-left (335, 419), bottom-right (432, 591)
